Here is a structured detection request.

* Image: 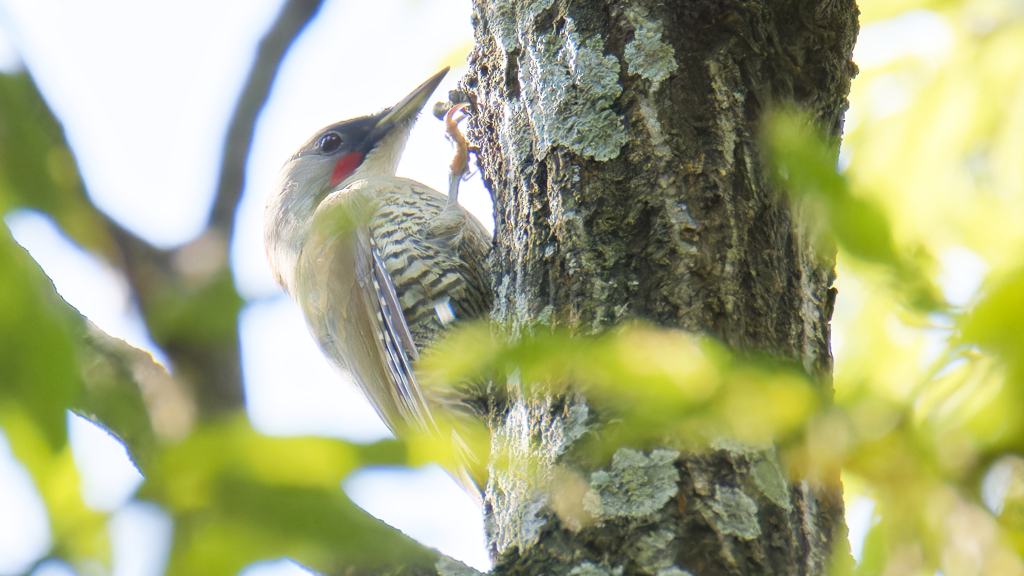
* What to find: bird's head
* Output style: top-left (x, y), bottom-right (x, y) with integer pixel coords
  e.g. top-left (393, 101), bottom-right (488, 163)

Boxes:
top-left (265, 67), bottom-right (449, 292)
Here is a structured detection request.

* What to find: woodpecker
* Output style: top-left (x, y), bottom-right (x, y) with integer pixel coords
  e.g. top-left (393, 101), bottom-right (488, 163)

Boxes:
top-left (264, 68), bottom-right (492, 438)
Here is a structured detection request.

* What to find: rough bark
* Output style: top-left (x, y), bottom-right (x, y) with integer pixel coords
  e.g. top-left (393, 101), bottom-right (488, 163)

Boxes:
top-left (459, 0), bottom-right (858, 574)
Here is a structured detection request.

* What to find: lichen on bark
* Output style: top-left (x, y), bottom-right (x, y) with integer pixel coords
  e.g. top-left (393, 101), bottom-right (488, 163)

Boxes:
top-left (583, 448), bottom-right (680, 518)
top-left (622, 5), bottom-right (678, 93)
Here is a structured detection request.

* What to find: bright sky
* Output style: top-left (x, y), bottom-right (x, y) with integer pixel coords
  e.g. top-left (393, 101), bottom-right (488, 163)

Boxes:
top-left (0, 1), bottom-right (975, 575)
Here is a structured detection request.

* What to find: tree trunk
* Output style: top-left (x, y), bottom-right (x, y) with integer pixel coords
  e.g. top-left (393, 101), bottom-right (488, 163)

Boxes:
top-left (460, 0), bottom-right (858, 574)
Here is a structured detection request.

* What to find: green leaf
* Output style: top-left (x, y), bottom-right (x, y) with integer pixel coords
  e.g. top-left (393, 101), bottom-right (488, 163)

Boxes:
top-left (763, 107), bottom-right (943, 310)
top-left (960, 265), bottom-right (1024, 368)
top-left (0, 407), bottom-right (111, 569)
top-left (828, 193), bottom-right (900, 267)
top-left (74, 326), bottom-right (162, 472)
top-left (0, 72), bottom-right (115, 259)
top-left (132, 417), bottom-right (431, 575)
top-left (166, 479), bottom-right (438, 576)
top-left (140, 417), bottom-right (380, 509)
top-left (0, 224), bottom-right (80, 447)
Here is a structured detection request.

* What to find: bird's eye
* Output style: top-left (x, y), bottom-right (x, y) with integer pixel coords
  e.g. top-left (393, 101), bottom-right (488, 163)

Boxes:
top-left (317, 132), bottom-right (343, 154)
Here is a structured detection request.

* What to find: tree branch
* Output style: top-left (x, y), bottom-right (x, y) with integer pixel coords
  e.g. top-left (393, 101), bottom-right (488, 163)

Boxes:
top-left (208, 0), bottom-right (327, 233)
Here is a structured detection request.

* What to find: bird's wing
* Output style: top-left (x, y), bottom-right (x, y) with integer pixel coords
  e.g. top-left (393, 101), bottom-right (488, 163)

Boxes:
top-left (354, 226), bottom-right (434, 432)
top-left (297, 186), bottom-right (433, 434)
top-left (371, 180), bottom-right (493, 340)
top-left (367, 233), bottom-right (419, 362)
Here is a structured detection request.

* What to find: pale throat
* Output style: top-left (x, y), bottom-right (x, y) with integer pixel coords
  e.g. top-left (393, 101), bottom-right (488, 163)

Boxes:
top-left (348, 123), bottom-right (413, 182)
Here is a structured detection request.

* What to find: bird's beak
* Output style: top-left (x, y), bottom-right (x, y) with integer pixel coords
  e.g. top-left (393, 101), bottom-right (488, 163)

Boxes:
top-left (373, 67), bottom-right (449, 135)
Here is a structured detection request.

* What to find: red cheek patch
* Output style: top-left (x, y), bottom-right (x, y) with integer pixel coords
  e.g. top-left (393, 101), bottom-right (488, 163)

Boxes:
top-left (330, 152), bottom-right (364, 187)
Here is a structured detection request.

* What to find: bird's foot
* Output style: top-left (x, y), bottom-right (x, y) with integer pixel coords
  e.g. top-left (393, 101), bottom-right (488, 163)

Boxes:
top-left (444, 102), bottom-right (471, 209)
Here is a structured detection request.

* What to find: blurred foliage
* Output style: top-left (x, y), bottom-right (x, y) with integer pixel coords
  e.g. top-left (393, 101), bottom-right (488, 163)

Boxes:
top-left (141, 418), bottom-right (431, 576)
top-left (0, 70), bottom-right (434, 575)
top-left (764, 107), bottom-right (944, 310)
top-left (0, 212), bottom-right (434, 574)
top-left (2, 0), bottom-right (1024, 574)
top-left (0, 223), bottom-right (80, 448)
top-left (788, 0), bottom-right (1024, 572)
top-left (0, 73), bottom-right (116, 260)
top-left (0, 252), bottom-right (430, 574)
top-left (419, 323), bottom-right (820, 467)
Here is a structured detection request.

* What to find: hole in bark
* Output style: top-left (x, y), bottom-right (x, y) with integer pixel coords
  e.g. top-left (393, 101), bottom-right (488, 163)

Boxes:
top-left (505, 49), bottom-right (521, 99)
top-left (535, 158), bottom-right (549, 217)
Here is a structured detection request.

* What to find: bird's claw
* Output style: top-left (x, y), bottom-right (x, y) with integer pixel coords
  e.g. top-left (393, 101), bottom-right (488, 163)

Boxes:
top-left (443, 102), bottom-right (472, 210)
top-left (433, 90), bottom-right (477, 120)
